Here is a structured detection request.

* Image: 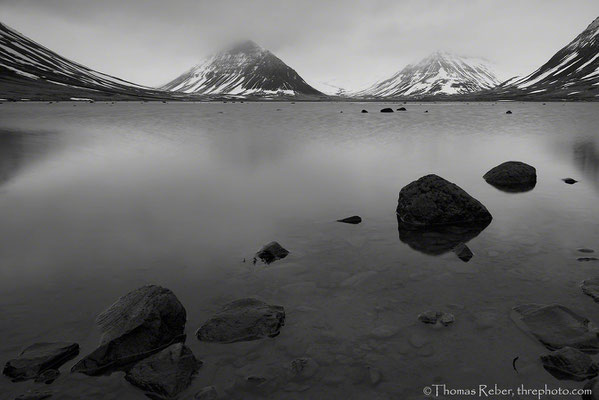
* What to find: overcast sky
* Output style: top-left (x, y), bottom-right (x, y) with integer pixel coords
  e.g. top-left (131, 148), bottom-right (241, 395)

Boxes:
top-left (1, 0), bottom-right (599, 89)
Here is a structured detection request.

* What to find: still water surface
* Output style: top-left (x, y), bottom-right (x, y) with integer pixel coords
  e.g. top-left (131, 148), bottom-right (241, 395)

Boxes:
top-left (0, 102), bottom-right (599, 399)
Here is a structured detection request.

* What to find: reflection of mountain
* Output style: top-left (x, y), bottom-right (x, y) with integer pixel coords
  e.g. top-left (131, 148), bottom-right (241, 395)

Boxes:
top-left (0, 129), bottom-right (57, 187)
top-left (397, 215), bottom-right (490, 256)
top-left (573, 141), bottom-right (599, 190)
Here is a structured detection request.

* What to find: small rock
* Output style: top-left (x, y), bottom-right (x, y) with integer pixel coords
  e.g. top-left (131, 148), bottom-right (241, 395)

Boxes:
top-left (361, 109), bottom-right (368, 113)
top-left (125, 343), bottom-right (201, 399)
top-left (563, 178), bottom-right (578, 184)
top-left (3, 342), bottom-right (79, 381)
top-left (483, 161), bottom-right (537, 192)
top-left (540, 346), bottom-right (598, 381)
top-left (397, 107), bottom-right (406, 111)
top-left (194, 386), bottom-right (218, 400)
top-left (506, 110), bottom-right (512, 114)
top-left (380, 108), bottom-right (394, 113)
top-left (196, 298), bottom-right (285, 343)
top-left (418, 311), bottom-right (455, 326)
top-left (288, 357), bottom-right (319, 380)
top-left (579, 257), bottom-right (599, 262)
top-left (337, 215), bottom-right (362, 224)
top-left (452, 242), bottom-right (473, 262)
top-left (424, 110), bottom-right (429, 113)
top-left (256, 241), bottom-right (289, 264)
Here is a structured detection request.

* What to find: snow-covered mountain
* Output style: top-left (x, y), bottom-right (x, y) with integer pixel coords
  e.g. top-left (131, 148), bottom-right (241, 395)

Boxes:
top-left (491, 16), bottom-right (599, 100)
top-left (161, 40), bottom-right (322, 97)
top-left (0, 21), bottom-right (169, 100)
top-left (356, 52), bottom-right (501, 98)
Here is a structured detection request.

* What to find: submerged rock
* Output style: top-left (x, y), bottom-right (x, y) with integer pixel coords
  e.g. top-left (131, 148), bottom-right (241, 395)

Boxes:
top-left (511, 304), bottom-right (599, 353)
top-left (418, 311), bottom-right (455, 326)
top-left (579, 257), bottom-right (599, 262)
top-left (506, 110), bottom-right (512, 114)
top-left (337, 215), bottom-right (362, 224)
top-left (582, 279), bottom-right (599, 302)
top-left (71, 285), bottom-right (186, 375)
top-left (3, 342), bottom-right (79, 382)
top-left (125, 343), bottom-right (201, 399)
top-left (452, 242), bottom-right (473, 262)
top-left (196, 298), bottom-right (285, 343)
top-left (288, 357), bottom-right (319, 381)
top-left (380, 108), bottom-right (394, 113)
top-left (193, 386), bottom-right (218, 400)
top-left (396, 174), bottom-right (492, 227)
top-left (563, 178), bottom-right (578, 184)
top-left (256, 241), bottom-right (289, 264)
top-left (361, 109), bottom-right (368, 113)
top-left (483, 161), bottom-right (537, 192)
top-left (397, 107), bottom-right (407, 111)
top-left (540, 346), bottom-right (598, 381)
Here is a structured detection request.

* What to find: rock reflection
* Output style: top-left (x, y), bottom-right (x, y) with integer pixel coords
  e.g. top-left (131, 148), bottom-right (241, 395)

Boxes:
top-left (397, 215), bottom-right (490, 258)
top-left (0, 129), bottom-right (57, 187)
top-left (485, 180), bottom-right (537, 193)
top-left (573, 140), bottom-right (599, 190)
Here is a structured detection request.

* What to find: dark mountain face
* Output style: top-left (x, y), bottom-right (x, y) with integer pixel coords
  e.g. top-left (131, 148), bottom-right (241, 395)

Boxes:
top-left (356, 52), bottom-right (500, 98)
top-left (0, 22), bottom-right (168, 101)
top-left (161, 40), bottom-right (323, 96)
top-left (490, 17), bottom-right (599, 100)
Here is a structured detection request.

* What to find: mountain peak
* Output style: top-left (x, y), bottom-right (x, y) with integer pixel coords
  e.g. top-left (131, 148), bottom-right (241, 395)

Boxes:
top-left (227, 40), bottom-right (264, 55)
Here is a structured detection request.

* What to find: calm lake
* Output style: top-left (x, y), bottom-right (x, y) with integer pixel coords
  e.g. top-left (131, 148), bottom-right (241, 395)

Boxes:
top-left (1, 101), bottom-right (599, 399)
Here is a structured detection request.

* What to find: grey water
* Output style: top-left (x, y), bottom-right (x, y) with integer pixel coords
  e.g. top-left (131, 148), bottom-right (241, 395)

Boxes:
top-left (0, 101), bottom-right (599, 399)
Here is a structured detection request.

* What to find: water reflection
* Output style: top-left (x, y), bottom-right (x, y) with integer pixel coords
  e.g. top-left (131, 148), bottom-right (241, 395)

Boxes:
top-left (397, 215), bottom-right (491, 257)
top-left (573, 140), bottom-right (599, 189)
top-left (0, 129), bottom-right (57, 187)
top-left (484, 180), bottom-right (537, 193)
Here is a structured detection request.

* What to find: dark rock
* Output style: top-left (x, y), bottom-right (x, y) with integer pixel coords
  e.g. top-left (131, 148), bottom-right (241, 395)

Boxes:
top-left (3, 342), bottom-right (79, 382)
top-left (256, 241), bottom-right (289, 264)
top-left (483, 161), bottom-right (537, 192)
top-left (396, 174), bottom-right (492, 227)
top-left (71, 285), bottom-right (186, 375)
top-left (398, 216), bottom-right (489, 256)
top-left (540, 346), bottom-right (598, 381)
top-left (452, 242), bottom-right (473, 262)
top-left (361, 109), bottom-right (368, 113)
top-left (424, 110), bottom-right (429, 113)
top-left (397, 107), bottom-right (406, 111)
top-left (418, 311), bottom-right (455, 326)
top-left (337, 215), bottom-right (362, 224)
top-left (193, 386), bottom-right (218, 400)
top-left (511, 304), bottom-right (599, 353)
top-left (506, 110), bottom-right (512, 114)
top-left (196, 298), bottom-right (285, 343)
top-left (580, 249), bottom-right (596, 253)
top-left (563, 178), bottom-right (578, 184)
top-left (380, 108), bottom-right (394, 113)
top-left (125, 343), bottom-right (201, 399)
top-left (14, 390), bottom-right (53, 400)
top-left (579, 257), bottom-right (599, 262)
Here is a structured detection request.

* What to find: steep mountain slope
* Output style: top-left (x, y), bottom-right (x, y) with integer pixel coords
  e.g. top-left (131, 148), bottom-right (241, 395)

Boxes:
top-left (489, 16), bottom-right (599, 100)
top-left (0, 21), bottom-right (169, 101)
top-left (356, 52), bottom-right (500, 98)
top-left (161, 40), bottom-right (323, 97)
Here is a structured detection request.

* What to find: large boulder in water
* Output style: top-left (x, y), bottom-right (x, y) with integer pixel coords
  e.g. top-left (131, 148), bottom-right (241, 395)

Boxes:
top-left (71, 285), bottom-right (186, 375)
top-left (483, 161), bottom-right (537, 192)
top-left (3, 342), bottom-right (79, 381)
top-left (196, 298), bottom-right (285, 343)
top-left (125, 343), bottom-right (201, 399)
top-left (396, 174), bottom-right (492, 227)
top-left (540, 346), bottom-right (598, 381)
top-left (256, 241), bottom-right (289, 264)
top-left (511, 304), bottom-right (599, 353)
